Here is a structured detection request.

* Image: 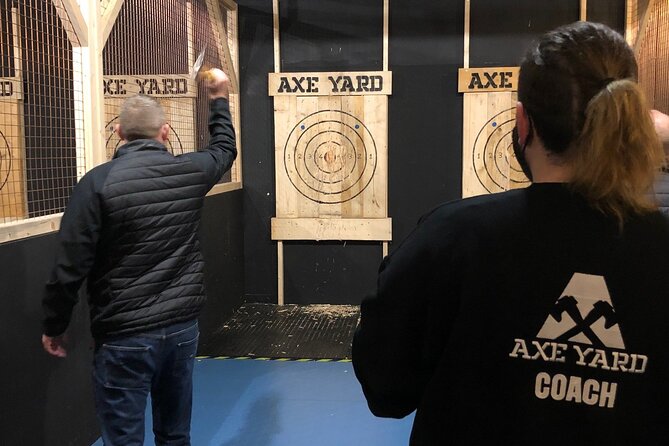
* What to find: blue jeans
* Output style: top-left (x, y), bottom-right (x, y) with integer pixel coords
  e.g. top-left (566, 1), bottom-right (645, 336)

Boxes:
top-left (93, 320), bottom-right (199, 446)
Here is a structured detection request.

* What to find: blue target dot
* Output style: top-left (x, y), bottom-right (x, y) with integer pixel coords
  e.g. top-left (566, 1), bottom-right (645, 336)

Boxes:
top-left (300, 125), bottom-right (305, 130)
top-left (355, 124), bottom-right (360, 129)
top-left (492, 122), bottom-right (497, 127)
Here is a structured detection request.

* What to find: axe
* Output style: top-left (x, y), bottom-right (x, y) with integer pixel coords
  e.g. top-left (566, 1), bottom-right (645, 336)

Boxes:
top-left (190, 46), bottom-right (214, 82)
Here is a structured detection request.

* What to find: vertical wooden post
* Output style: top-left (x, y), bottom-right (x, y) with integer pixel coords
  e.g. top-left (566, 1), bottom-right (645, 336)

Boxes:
top-left (273, 0), bottom-right (281, 73)
top-left (625, 0), bottom-right (635, 45)
top-left (383, 0), bottom-right (389, 71)
top-left (273, 0), bottom-right (284, 304)
top-left (580, 0), bottom-right (588, 21)
top-left (277, 241), bottom-right (285, 305)
top-left (82, 0), bottom-right (106, 170)
top-left (463, 0), bottom-right (471, 69)
top-left (634, 0), bottom-right (655, 56)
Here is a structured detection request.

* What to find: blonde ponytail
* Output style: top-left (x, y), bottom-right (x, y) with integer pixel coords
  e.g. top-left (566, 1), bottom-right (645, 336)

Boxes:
top-left (569, 79), bottom-right (665, 223)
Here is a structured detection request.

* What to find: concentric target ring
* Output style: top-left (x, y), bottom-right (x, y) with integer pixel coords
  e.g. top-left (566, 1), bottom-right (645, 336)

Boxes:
top-left (0, 130), bottom-right (12, 191)
top-left (472, 107), bottom-right (530, 193)
top-left (283, 110), bottom-right (377, 204)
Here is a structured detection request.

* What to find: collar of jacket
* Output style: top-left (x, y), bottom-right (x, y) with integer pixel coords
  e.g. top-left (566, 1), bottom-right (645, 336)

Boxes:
top-left (113, 139), bottom-right (168, 159)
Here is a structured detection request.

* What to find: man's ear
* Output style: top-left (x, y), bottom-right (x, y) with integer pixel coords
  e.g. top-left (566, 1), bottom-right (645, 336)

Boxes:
top-left (159, 123), bottom-right (170, 143)
top-left (115, 123), bottom-right (126, 142)
top-left (515, 102), bottom-right (531, 146)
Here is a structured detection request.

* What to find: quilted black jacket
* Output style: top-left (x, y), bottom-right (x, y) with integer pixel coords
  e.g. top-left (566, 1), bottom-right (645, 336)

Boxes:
top-left (43, 98), bottom-right (236, 339)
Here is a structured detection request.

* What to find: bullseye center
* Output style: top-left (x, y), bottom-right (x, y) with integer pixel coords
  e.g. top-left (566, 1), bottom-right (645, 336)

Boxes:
top-left (325, 150), bottom-right (337, 164)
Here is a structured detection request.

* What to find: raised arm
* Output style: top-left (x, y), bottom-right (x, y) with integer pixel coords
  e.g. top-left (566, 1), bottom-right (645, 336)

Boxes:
top-left (184, 68), bottom-right (237, 189)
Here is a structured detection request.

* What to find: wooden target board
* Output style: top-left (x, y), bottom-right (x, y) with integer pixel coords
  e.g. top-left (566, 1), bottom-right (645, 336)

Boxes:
top-left (459, 67), bottom-right (530, 198)
top-left (0, 77), bottom-right (26, 220)
top-left (270, 71), bottom-right (392, 240)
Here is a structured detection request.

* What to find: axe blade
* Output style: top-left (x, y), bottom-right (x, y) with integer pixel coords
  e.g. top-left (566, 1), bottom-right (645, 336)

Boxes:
top-left (191, 46), bottom-right (206, 81)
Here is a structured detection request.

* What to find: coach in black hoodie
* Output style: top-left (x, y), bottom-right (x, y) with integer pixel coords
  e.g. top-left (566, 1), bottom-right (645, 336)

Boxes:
top-left (41, 69), bottom-right (236, 445)
top-left (353, 23), bottom-right (669, 445)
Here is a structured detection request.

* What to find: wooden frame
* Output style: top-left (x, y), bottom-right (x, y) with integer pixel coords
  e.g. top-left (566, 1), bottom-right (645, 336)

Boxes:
top-left (633, 0), bottom-right (656, 56)
top-left (0, 0), bottom-right (243, 244)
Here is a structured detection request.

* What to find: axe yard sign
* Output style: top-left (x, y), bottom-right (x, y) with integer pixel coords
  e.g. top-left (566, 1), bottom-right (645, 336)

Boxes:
top-left (270, 0), bottom-right (392, 304)
top-left (459, 66), bottom-right (530, 198)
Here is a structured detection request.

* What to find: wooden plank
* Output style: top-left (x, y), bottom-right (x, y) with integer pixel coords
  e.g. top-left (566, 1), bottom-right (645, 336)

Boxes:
top-left (580, 0), bottom-right (588, 21)
top-left (383, 0), bottom-right (389, 71)
top-left (206, 181), bottom-right (242, 196)
top-left (53, 0), bottom-right (88, 46)
top-left (277, 241), bottom-right (284, 305)
top-left (0, 77), bottom-right (22, 100)
top-left (229, 7), bottom-right (243, 183)
top-left (0, 99), bottom-right (27, 220)
top-left (85, 0), bottom-right (107, 170)
top-left (634, 0), bottom-right (655, 56)
top-left (103, 75), bottom-right (197, 98)
top-left (205, 0), bottom-right (240, 94)
top-left (269, 71), bottom-right (392, 96)
top-left (464, 0), bottom-right (471, 69)
top-left (221, 0), bottom-right (238, 11)
top-left (458, 67), bottom-right (520, 93)
top-left (273, 0), bottom-right (281, 73)
top-left (271, 218), bottom-right (392, 241)
top-left (101, 0), bottom-right (125, 45)
top-left (625, 0), bottom-right (636, 45)
top-left (0, 214), bottom-right (62, 243)
top-left (462, 91), bottom-right (530, 198)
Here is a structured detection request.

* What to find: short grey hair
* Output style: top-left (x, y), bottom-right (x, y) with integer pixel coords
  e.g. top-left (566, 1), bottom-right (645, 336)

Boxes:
top-left (119, 95), bottom-right (166, 141)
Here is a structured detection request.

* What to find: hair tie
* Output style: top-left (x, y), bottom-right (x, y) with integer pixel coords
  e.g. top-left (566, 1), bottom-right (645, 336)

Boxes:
top-left (600, 77), bottom-right (616, 90)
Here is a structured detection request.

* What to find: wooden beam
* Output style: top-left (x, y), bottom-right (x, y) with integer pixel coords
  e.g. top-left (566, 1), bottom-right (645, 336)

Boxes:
top-left (100, 0), bottom-right (125, 45)
top-left (230, 6), bottom-right (243, 185)
top-left (634, 0), bottom-right (655, 56)
top-left (84, 0), bottom-right (107, 170)
top-left (206, 181), bottom-right (242, 196)
top-left (580, 0), bottom-right (588, 21)
top-left (625, 0), bottom-right (635, 45)
top-left (383, 0), bottom-right (389, 71)
top-left (205, 0), bottom-right (240, 94)
top-left (277, 241), bottom-right (284, 305)
top-left (52, 0), bottom-right (88, 46)
top-left (273, 0), bottom-right (281, 73)
top-left (0, 215), bottom-right (62, 243)
top-left (221, 0), bottom-right (238, 11)
top-left (464, 0), bottom-right (471, 69)
top-left (272, 218), bottom-right (393, 241)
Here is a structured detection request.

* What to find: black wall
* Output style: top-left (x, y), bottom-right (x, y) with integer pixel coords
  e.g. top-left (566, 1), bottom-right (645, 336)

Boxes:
top-left (0, 191), bottom-right (244, 445)
top-left (238, 0), bottom-right (626, 305)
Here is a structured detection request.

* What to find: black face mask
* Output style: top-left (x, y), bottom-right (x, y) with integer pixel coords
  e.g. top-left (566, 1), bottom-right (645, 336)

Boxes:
top-left (512, 125), bottom-right (533, 182)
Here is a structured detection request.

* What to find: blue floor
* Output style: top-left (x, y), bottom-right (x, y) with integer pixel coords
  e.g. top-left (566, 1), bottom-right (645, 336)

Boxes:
top-left (92, 358), bottom-right (414, 445)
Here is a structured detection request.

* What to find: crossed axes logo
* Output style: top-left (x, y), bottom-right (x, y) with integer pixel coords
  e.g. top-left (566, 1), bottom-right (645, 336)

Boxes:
top-left (550, 296), bottom-right (618, 348)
